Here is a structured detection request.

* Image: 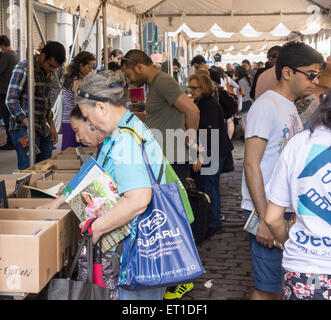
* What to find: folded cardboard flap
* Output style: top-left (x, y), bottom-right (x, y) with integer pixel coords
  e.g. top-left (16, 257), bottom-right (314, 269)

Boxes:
top-left (0, 220), bottom-right (57, 293)
top-left (46, 172), bottom-right (76, 182)
top-left (7, 198), bottom-right (70, 209)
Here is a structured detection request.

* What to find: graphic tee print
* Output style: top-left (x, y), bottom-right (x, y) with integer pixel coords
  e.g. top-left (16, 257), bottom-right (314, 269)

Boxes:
top-left (266, 127), bottom-right (331, 274)
top-left (278, 113), bottom-right (302, 154)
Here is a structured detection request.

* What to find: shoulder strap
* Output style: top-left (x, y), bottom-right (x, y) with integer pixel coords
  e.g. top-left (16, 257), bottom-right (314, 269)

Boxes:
top-left (118, 125), bottom-right (164, 185)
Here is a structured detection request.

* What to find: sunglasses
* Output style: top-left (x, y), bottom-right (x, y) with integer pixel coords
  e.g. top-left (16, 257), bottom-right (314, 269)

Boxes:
top-left (291, 68), bottom-right (321, 81)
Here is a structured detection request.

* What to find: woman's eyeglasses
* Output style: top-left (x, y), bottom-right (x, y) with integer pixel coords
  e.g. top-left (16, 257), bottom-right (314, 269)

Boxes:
top-left (188, 86), bottom-right (201, 91)
top-left (291, 68), bottom-right (321, 81)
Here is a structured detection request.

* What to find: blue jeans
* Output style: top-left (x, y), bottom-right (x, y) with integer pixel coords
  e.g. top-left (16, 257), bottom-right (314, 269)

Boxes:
top-left (118, 286), bottom-right (167, 300)
top-left (10, 129), bottom-right (53, 170)
top-left (194, 154), bottom-right (227, 228)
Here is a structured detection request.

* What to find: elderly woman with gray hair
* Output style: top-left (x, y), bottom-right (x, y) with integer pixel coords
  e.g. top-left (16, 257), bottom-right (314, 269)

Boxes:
top-left (75, 71), bottom-right (167, 300)
top-left (40, 71), bottom-right (167, 300)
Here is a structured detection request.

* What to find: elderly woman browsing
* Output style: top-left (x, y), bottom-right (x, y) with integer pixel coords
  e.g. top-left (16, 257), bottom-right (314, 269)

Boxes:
top-left (75, 72), bottom-right (167, 300)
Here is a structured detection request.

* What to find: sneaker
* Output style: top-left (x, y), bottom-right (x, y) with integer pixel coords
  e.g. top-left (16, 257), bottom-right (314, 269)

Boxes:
top-left (163, 283), bottom-right (194, 300)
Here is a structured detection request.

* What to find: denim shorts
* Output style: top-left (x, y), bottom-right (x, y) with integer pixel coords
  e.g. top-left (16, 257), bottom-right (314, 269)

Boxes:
top-left (244, 209), bottom-right (292, 294)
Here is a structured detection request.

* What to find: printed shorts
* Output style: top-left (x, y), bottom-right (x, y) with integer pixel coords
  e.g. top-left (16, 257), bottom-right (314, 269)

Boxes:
top-left (284, 270), bottom-right (331, 300)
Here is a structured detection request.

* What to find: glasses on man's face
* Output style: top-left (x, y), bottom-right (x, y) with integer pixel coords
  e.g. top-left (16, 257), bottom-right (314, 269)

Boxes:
top-left (121, 57), bottom-right (137, 67)
top-left (291, 68), bottom-right (321, 81)
top-left (45, 60), bottom-right (59, 70)
top-left (188, 86), bottom-right (201, 91)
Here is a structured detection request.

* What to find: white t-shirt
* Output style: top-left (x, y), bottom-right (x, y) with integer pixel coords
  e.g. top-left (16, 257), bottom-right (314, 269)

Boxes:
top-left (266, 127), bottom-right (331, 274)
top-left (241, 90), bottom-right (303, 211)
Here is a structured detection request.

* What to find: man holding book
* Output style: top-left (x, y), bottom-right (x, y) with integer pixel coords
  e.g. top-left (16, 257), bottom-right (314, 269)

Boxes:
top-left (242, 41), bottom-right (325, 300)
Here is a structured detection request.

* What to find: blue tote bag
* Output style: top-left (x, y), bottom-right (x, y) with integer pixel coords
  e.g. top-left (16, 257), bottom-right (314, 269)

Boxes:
top-left (117, 127), bottom-right (205, 290)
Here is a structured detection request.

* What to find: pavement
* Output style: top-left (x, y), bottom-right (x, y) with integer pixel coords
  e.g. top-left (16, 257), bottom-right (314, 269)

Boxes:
top-left (182, 139), bottom-right (254, 300)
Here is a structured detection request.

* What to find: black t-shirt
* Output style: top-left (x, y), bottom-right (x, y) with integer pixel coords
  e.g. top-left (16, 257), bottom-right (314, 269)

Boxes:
top-left (196, 95), bottom-right (234, 157)
top-left (0, 50), bottom-right (18, 94)
top-left (209, 66), bottom-right (221, 84)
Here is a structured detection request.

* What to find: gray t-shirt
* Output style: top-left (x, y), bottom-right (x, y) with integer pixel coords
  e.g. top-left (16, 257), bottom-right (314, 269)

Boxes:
top-left (145, 71), bottom-right (188, 163)
top-left (0, 50), bottom-right (18, 94)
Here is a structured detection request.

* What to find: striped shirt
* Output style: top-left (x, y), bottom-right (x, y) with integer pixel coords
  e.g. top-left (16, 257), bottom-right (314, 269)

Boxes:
top-left (5, 56), bottom-right (53, 135)
top-left (62, 87), bottom-right (75, 124)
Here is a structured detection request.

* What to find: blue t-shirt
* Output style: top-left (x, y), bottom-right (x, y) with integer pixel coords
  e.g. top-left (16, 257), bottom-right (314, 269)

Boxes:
top-left (97, 110), bottom-right (166, 195)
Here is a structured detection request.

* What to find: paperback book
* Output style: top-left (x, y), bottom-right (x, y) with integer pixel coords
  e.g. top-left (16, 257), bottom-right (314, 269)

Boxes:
top-left (62, 157), bottom-right (130, 253)
top-left (243, 209), bottom-right (292, 250)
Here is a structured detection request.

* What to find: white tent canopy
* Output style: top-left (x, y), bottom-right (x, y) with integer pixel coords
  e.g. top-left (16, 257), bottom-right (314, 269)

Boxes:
top-left (40, 0), bottom-right (330, 35)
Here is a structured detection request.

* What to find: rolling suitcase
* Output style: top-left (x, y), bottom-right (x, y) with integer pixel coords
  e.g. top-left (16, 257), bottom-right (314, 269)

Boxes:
top-left (187, 186), bottom-right (211, 245)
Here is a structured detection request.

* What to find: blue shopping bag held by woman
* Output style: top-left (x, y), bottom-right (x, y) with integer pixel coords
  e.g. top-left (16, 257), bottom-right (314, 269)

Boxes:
top-left (117, 126), bottom-right (205, 290)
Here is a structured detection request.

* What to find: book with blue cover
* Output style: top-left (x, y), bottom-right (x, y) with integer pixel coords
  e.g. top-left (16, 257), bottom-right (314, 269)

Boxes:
top-left (62, 157), bottom-right (130, 253)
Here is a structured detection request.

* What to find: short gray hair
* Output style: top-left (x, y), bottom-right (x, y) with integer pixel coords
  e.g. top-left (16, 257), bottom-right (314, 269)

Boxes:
top-left (74, 71), bottom-right (128, 108)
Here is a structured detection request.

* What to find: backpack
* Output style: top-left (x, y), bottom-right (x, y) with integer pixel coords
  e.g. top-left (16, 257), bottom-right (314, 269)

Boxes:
top-left (218, 86), bottom-right (238, 119)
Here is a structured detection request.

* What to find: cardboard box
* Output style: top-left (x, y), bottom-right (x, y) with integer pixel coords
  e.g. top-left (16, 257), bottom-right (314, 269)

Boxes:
top-left (7, 198), bottom-right (70, 210)
top-left (45, 172), bottom-right (76, 183)
top-left (0, 220), bottom-right (57, 293)
top-left (51, 155), bottom-right (79, 161)
top-left (59, 146), bottom-right (97, 156)
top-left (0, 209), bottom-right (72, 272)
top-left (6, 199), bottom-right (81, 258)
top-left (27, 159), bottom-right (81, 171)
top-left (0, 174), bottom-right (42, 198)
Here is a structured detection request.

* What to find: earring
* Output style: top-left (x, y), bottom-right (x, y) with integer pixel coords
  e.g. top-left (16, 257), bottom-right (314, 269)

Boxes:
top-left (90, 125), bottom-right (95, 131)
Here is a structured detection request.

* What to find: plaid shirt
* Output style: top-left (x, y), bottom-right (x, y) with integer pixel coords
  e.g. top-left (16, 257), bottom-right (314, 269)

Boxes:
top-left (5, 56), bottom-right (53, 136)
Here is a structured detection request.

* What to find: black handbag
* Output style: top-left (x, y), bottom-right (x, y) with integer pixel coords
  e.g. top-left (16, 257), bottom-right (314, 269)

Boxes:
top-left (47, 221), bottom-right (113, 300)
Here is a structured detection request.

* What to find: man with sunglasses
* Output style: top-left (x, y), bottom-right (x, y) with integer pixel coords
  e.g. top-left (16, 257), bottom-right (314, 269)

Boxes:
top-left (251, 46), bottom-right (282, 100)
top-left (242, 41), bottom-right (325, 300)
top-left (6, 41), bottom-right (66, 169)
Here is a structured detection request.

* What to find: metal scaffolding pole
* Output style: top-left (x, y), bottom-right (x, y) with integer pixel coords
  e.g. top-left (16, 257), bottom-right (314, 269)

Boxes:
top-left (27, 0), bottom-right (35, 166)
top-left (33, 9), bottom-right (46, 45)
top-left (102, 1), bottom-right (108, 71)
top-left (69, 13), bottom-right (81, 64)
top-left (168, 35), bottom-right (173, 77)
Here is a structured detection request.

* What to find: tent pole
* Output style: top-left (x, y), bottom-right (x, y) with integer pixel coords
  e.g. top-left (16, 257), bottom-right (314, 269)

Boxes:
top-left (27, 0), bottom-right (35, 166)
top-left (168, 35), bottom-right (173, 77)
top-left (102, 1), bottom-right (108, 71)
top-left (69, 13), bottom-right (81, 64)
top-left (138, 15), bottom-right (144, 51)
top-left (33, 9), bottom-right (46, 45)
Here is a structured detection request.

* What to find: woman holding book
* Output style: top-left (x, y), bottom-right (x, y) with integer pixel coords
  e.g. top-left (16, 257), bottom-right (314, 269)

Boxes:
top-left (74, 71), bottom-right (167, 300)
top-left (264, 92), bottom-right (331, 300)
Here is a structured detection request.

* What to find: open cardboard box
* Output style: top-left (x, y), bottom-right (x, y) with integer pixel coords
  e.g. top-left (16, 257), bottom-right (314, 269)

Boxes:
top-left (27, 159), bottom-right (81, 171)
top-left (7, 198), bottom-right (70, 210)
top-left (0, 220), bottom-right (57, 293)
top-left (45, 172), bottom-right (76, 183)
top-left (0, 173), bottom-right (43, 198)
top-left (51, 155), bottom-right (79, 161)
top-left (58, 146), bottom-right (97, 156)
top-left (6, 199), bottom-right (81, 258)
top-left (0, 209), bottom-right (72, 272)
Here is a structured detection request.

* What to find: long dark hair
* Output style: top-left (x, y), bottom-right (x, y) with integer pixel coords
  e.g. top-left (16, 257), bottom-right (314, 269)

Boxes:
top-left (63, 51), bottom-right (95, 89)
top-left (310, 89), bottom-right (331, 134)
top-left (236, 66), bottom-right (251, 86)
